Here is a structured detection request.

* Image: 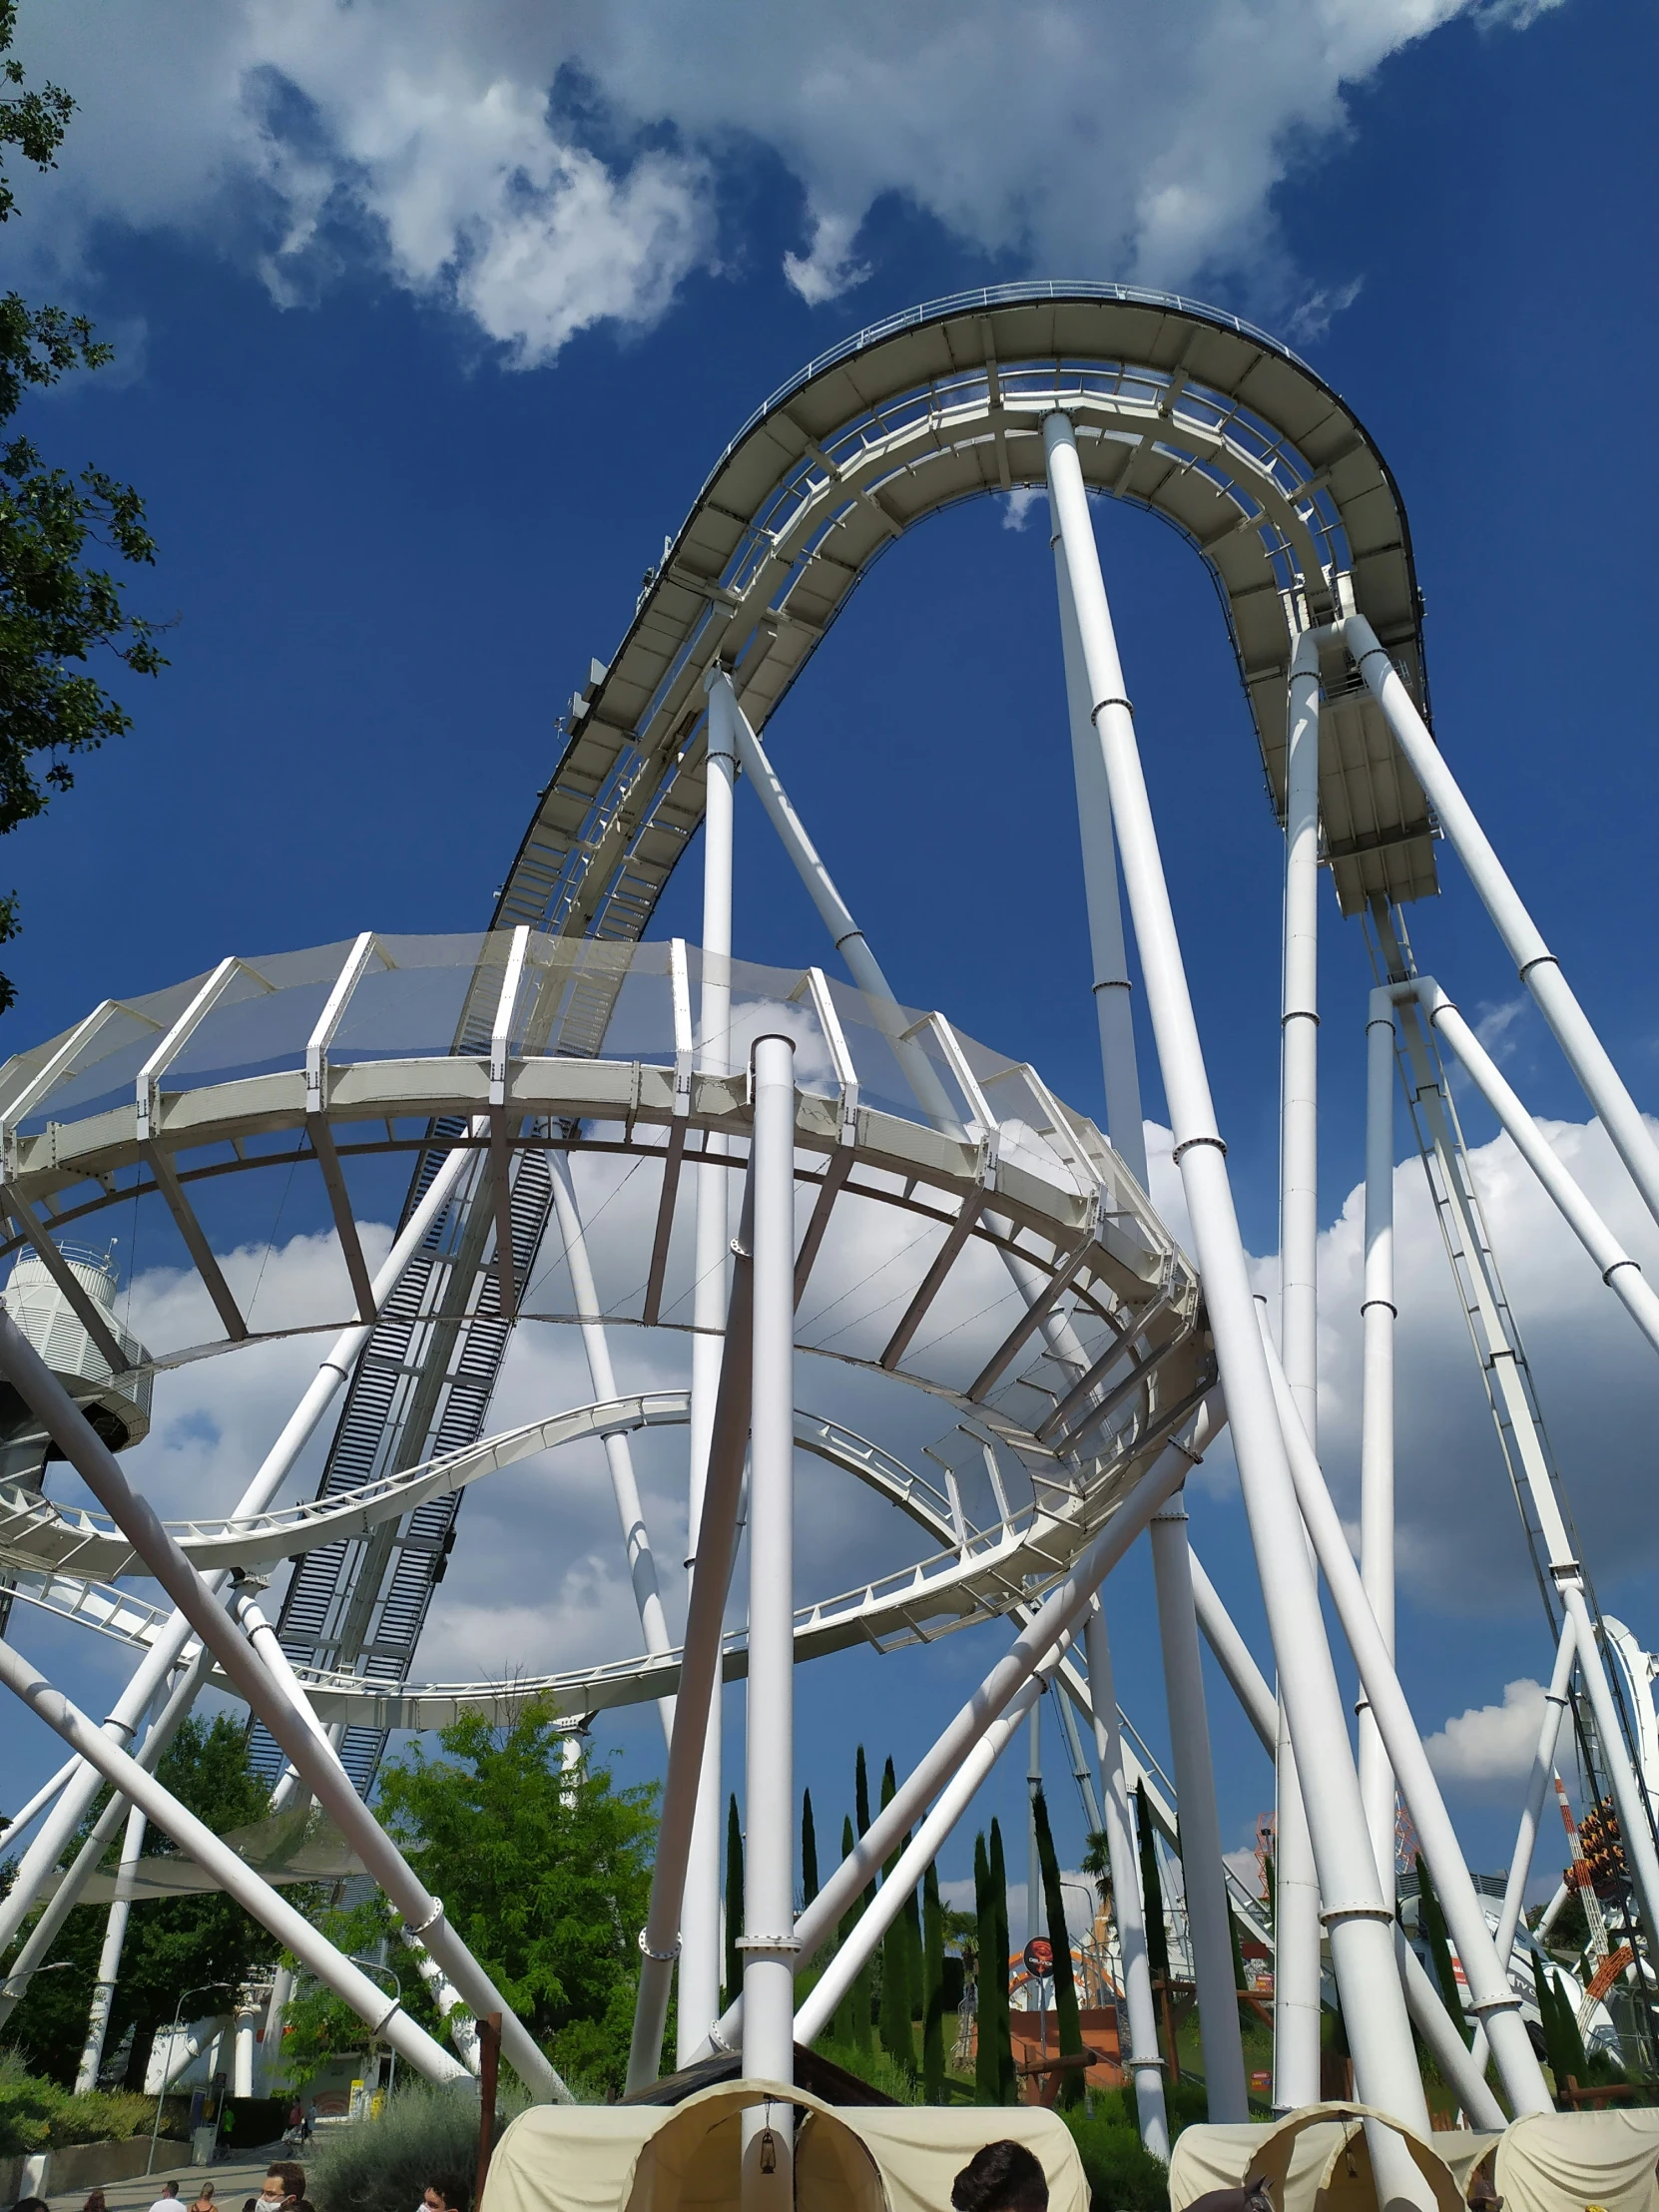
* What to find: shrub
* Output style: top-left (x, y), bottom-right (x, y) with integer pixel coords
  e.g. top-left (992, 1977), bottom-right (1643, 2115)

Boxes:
top-left (808, 2036), bottom-right (921, 2106)
top-left (309, 2081), bottom-right (523, 2212)
top-left (0, 2048), bottom-right (153, 2155)
top-left (1062, 2106), bottom-right (1172, 2212)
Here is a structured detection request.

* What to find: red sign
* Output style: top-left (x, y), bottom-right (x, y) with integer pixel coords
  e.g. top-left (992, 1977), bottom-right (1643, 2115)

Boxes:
top-left (1023, 1936), bottom-right (1053, 1977)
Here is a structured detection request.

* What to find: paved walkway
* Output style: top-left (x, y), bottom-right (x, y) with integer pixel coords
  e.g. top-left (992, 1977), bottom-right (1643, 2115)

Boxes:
top-left (45, 2148), bottom-right (297, 2212)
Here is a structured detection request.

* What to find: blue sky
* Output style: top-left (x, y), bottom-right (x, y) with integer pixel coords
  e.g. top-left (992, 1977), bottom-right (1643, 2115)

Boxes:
top-left (3, 0), bottom-right (1659, 1946)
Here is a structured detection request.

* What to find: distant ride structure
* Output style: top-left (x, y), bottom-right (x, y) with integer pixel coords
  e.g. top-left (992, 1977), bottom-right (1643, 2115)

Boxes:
top-left (0, 285), bottom-right (1656, 2175)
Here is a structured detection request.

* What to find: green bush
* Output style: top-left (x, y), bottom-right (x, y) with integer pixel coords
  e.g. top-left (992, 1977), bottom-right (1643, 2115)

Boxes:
top-left (0, 2048), bottom-right (153, 2155)
top-left (309, 2081), bottom-right (522, 2212)
top-left (807, 2036), bottom-right (922, 2106)
top-left (1062, 2106), bottom-right (1172, 2212)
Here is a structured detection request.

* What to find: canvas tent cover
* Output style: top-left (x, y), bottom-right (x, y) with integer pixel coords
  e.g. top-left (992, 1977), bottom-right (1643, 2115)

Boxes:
top-left (482, 2078), bottom-right (1087, 2212)
top-left (1170, 2103), bottom-right (1659, 2212)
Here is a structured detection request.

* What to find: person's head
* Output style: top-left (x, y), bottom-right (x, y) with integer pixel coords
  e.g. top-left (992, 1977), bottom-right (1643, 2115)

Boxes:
top-left (199, 2187), bottom-right (217, 2201)
top-left (263, 2165), bottom-right (305, 2207)
top-left (951, 2139), bottom-right (1048, 2212)
top-left (83, 2191), bottom-right (107, 2212)
top-left (13, 2196), bottom-right (50, 2212)
top-left (158, 2188), bottom-right (180, 2203)
top-left (423, 2180), bottom-right (469, 2212)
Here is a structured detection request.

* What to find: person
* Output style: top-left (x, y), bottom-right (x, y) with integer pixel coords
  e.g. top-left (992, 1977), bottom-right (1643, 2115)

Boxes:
top-left (191, 2183), bottom-right (218, 2211)
top-left (951, 2140), bottom-right (1048, 2212)
top-left (260, 2163), bottom-right (305, 2210)
top-left (422, 2180), bottom-right (469, 2212)
top-left (12, 2198), bottom-right (50, 2212)
top-left (301, 2100), bottom-right (315, 2144)
top-left (82, 2191), bottom-right (107, 2212)
top-left (284, 2101), bottom-right (303, 2146)
top-left (148, 2181), bottom-right (183, 2212)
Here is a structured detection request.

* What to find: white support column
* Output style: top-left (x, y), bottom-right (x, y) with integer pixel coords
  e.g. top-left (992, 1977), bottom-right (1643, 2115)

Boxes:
top-left (1054, 529), bottom-right (1147, 1188)
top-left (0, 1646), bottom-right (215, 2031)
top-left (697, 1396), bottom-right (1225, 2062)
top-left (233, 1997), bottom-right (259, 2097)
top-left (742, 1034), bottom-right (797, 2206)
top-left (1256, 1322), bottom-right (1553, 2115)
top-left (681, 665), bottom-right (739, 2066)
top-left (74, 1801), bottom-right (147, 2091)
top-left (1344, 612), bottom-right (1659, 1236)
top-left (1276, 625), bottom-right (1326, 2115)
top-left (0, 1753), bottom-right (78, 1858)
top-left (0, 1139), bottom-right (472, 1960)
top-left (0, 1311), bottom-right (567, 2105)
top-left (1468, 1614), bottom-right (1576, 2079)
top-left (1044, 409), bottom-right (1428, 2131)
top-left (397, 1931), bottom-right (481, 2074)
top-left (796, 1644), bottom-right (1066, 2044)
top-left (1150, 1497), bottom-right (1249, 2120)
top-left (0, 1635), bottom-right (464, 2086)
top-left (549, 1155), bottom-right (675, 1743)
top-left (264, 1964), bottom-right (296, 2089)
top-left (1360, 989), bottom-right (1399, 1911)
top-left (1411, 979), bottom-right (1659, 1357)
top-left (1085, 1602), bottom-right (1169, 2158)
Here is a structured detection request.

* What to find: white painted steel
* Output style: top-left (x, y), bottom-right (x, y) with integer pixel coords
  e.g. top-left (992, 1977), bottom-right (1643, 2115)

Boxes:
top-left (0, 1137), bottom-right (474, 1961)
top-left (1026, 1699), bottom-right (1043, 2011)
top-left (1150, 1498), bottom-right (1248, 2119)
top-left (1275, 624), bottom-right (1325, 2115)
top-left (1410, 980), bottom-right (1659, 1358)
top-left (793, 1647), bottom-right (1061, 2046)
top-left (1394, 1928), bottom-right (1506, 2130)
top-left (1054, 530), bottom-right (1147, 1189)
top-left (74, 1800), bottom-right (147, 2091)
top-left (1256, 1323), bottom-right (1551, 2114)
top-left (1467, 1614), bottom-right (1576, 2081)
top-left (696, 1394), bottom-right (1224, 2060)
top-left (1361, 990), bottom-right (1399, 1912)
top-left (682, 666), bottom-right (740, 2066)
top-left (399, 1929), bottom-right (481, 2074)
top-left (1084, 1601), bottom-right (1169, 2157)
top-left (549, 1155), bottom-right (675, 1744)
top-left (1345, 612), bottom-right (1659, 1234)
top-left (742, 1034), bottom-right (797, 2206)
top-left (0, 1752), bottom-right (77, 1856)
top-left (0, 1651), bottom-right (212, 2030)
top-left (0, 1633), bottom-right (463, 2085)
top-left (0, 1307), bottom-right (567, 2104)
top-left (1044, 406), bottom-right (1429, 2129)
top-left (1189, 1551), bottom-right (1276, 1750)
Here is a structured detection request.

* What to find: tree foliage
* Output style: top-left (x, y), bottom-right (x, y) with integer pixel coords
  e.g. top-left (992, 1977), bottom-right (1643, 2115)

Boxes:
top-left (0, 0), bottom-right (164, 1008)
top-left (1, 1715), bottom-right (277, 2088)
top-left (372, 1705), bottom-right (658, 2095)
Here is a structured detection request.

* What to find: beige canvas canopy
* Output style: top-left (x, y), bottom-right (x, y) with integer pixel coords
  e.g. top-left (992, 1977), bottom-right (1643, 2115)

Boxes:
top-left (482, 2077), bottom-right (1087, 2212)
top-left (1171, 2102), bottom-right (1659, 2212)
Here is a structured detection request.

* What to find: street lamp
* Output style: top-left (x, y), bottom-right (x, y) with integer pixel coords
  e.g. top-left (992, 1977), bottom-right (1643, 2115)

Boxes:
top-left (348, 1954), bottom-right (403, 2104)
top-left (148, 1981), bottom-right (235, 2174)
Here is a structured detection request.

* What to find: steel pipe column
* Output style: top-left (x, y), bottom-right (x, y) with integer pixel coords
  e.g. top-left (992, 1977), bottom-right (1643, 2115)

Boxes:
top-left (742, 1033), bottom-right (798, 2207)
top-left (1150, 1499), bottom-right (1248, 2119)
top-left (1054, 529), bottom-right (1148, 1188)
top-left (1044, 408), bottom-right (1429, 2129)
top-left (680, 665), bottom-right (740, 2064)
top-left (1344, 613), bottom-right (1659, 1237)
top-left (1360, 990), bottom-right (1400, 1908)
top-left (1085, 1602), bottom-right (1170, 2157)
top-left (73, 1801), bottom-right (147, 2092)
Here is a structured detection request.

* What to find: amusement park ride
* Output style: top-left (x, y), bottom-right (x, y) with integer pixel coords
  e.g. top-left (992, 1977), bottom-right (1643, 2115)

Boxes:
top-left (1, 284), bottom-right (1657, 2199)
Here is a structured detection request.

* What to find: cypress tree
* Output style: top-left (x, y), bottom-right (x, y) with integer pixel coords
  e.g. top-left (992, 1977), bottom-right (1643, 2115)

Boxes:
top-left (833, 1813), bottom-right (869, 2049)
top-left (1033, 1787), bottom-right (1086, 2106)
top-left (1134, 1784), bottom-right (1170, 1982)
top-left (974, 1831), bottom-right (999, 2104)
top-left (802, 1788), bottom-right (820, 1908)
top-left (1415, 1854), bottom-right (1470, 2045)
top-left (923, 1861), bottom-right (946, 2102)
top-left (855, 1745), bottom-right (871, 1838)
top-left (989, 1816), bottom-right (1018, 2103)
top-left (877, 1760), bottom-right (914, 2072)
top-left (849, 1760), bottom-right (875, 2049)
top-left (724, 1793), bottom-right (744, 2009)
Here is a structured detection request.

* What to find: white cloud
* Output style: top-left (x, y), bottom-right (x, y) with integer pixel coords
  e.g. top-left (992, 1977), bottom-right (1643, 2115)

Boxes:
top-left (11, 0), bottom-right (1563, 363)
top-left (1423, 1678), bottom-right (1547, 1793)
top-left (1000, 486), bottom-right (1045, 535)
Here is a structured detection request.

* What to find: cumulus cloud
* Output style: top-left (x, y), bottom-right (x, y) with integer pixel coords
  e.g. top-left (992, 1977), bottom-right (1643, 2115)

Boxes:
top-left (10, 0), bottom-right (1563, 363)
top-left (1424, 1678), bottom-right (1547, 1793)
